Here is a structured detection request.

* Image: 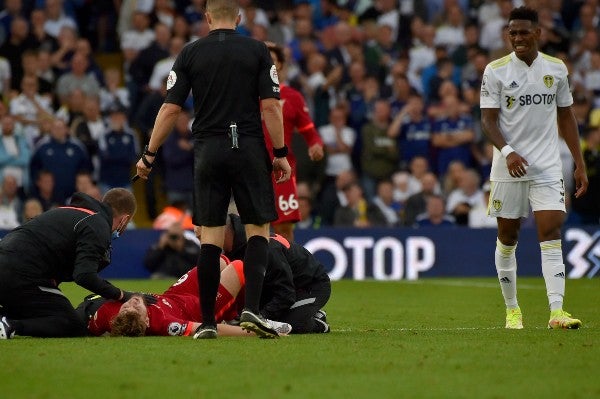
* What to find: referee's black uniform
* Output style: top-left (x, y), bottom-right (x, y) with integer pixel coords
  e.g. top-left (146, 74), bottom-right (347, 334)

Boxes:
top-left (0, 193), bottom-right (125, 337)
top-left (165, 28), bottom-right (280, 226)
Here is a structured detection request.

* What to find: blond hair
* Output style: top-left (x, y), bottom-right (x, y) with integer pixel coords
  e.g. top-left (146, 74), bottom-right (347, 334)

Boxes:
top-left (110, 311), bottom-right (147, 337)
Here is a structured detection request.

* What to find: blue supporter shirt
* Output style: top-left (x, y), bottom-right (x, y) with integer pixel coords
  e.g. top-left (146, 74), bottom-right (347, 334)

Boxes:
top-left (432, 114), bottom-right (474, 176)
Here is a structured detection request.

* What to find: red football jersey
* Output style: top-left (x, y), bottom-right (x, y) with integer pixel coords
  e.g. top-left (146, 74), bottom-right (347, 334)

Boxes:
top-left (88, 268), bottom-right (236, 336)
top-left (263, 84), bottom-right (323, 225)
top-left (263, 84), bottom-right (323, 170)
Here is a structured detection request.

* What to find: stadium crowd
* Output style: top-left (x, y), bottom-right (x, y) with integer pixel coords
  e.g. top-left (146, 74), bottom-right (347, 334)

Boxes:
top-left (0, 0), bottom-right (598, 231)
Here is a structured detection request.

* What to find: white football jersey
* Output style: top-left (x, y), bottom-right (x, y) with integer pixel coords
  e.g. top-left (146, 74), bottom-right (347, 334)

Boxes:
top-left (480, 52), bottom-right (573, 182)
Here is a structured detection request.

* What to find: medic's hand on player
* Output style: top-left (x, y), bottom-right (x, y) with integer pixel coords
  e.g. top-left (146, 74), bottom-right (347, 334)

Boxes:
top-left (273, 157), bottom-right (292, 183)
top-left (120, 290), bottom-right (158, 305)
top-left (308, 143), bottom-right (324, 161)
top-left (505, 151), bottom-right (529, 178)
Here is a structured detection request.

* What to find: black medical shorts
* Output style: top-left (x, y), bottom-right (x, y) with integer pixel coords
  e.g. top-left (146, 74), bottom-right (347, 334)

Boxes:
top-left (193, 134), bottom-right (278, 226)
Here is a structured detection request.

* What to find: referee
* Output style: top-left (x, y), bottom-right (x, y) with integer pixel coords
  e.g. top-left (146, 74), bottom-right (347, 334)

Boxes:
top-left (135, 0), bottom-right (291, 339)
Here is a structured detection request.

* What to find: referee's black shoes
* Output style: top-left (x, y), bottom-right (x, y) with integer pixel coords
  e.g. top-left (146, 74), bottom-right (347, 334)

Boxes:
top-left (193, 323), bottom-right (217, 339)
top-left (240, 309), bottom-right (279, 339)
top-left (0, 316), bottom-right (15, 339)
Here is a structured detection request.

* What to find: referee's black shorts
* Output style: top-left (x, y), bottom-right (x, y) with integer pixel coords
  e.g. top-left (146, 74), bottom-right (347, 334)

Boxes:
top-left (193, 134), bottom-right (277, 226)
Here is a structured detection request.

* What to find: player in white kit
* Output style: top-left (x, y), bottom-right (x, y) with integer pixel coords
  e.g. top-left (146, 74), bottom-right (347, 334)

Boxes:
top-left (480, 6), bottom-right (588, 330)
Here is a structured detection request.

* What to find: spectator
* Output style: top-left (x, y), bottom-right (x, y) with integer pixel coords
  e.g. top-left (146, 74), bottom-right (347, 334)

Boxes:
top-left (360, 98), bottom-right (398, 200)
top-left (0, 54), bottom-right (9, 100)
top-left (0, 173), bottom-right (22, 229)
top-left (407, 22), bottom-right (436, 94)
top-left (0, 114), bottom-right (30, 192)
top-left (431, 95), bottom-right (475, 177)
top-left (162, 111), bottom-right (193, 210)
top-left (97, 107), bottom-right (137, 194)
top-left (388, 93), bottom-right (432, 170)
top-left (480, 0), bottom-right (512, 51)
top-left (143, 222), bottom-right (200, 279)
top-left (29, 169), bottom-right (60, 211)
top-left (99, 67), bottom-right (130, 116)
top-left (127, 22), bottom-right (170, 117)
top-left (70, 170), bottom-right (100, 201)
top-left (148, 36), bottom-right (185, 92)
top-left (0, 0), bottom-right (24, 47)
top-left (371, 179), bottom-right (401, 227)
top-left (30, 8), bottom-right (58, 53)
top-left (70, 96), bottom-right (105, 173)
top-left (317, 168), bottom-right (357, 226)
top-left (50, 25), bottom-right (77, 73)
top-left (16, 49), bottom-right (54, 99)
top-left (120, 11), bottom-right (154, 69)
top-left (446, 168), bottom-right (485, 226)
top-left (333, 181), bottom-right (386, 227)
top-left (29, 118), bottom-right (92, 203)
top-left (55, 87), bottom-right (86, 126)
top-left (391, 171), bottom-right (413, 206)
top-left (414, 194), bottom-right (456, 227)
top-left (434, 4), bottom-right (466, 55)
top-left (296, 181), bottom-right (320, 230)
top-left (9, 75), bottom-right (54, 148)
top-left (0, 17), bottom-right (35, 92)
top-left (442, 159), bottom-right (467, 196)
top-left (469, 181), bottom-right (496, 228)
top-left (22, 197), bottom-right (43, 222)
top-left (403, 171), bottom-right (440, 226)
top-left (55, 52), bottom-right (101, 101)
top-left (43, 0), bottom-right (78, 39)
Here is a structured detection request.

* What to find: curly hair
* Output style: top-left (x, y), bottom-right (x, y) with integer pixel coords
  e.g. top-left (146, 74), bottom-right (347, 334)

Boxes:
top-left (509, 6), bottom-right (538, 25)
top-left (110, 311), bottom-right (147, 337)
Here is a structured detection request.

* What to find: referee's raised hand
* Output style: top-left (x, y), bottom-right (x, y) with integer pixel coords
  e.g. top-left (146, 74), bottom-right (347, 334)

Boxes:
top-left (273, 157), bottom-right (292, 183)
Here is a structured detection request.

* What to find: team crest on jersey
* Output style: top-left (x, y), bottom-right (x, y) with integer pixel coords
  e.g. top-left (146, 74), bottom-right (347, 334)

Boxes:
top-left (167, 70), bottom-right (177, 90)
top-left (492, 199), bottom-right (502, 211)
top-left (168, 322), bottom-right (183, 336)
top-left (543, 75), bottom-right (554, 88)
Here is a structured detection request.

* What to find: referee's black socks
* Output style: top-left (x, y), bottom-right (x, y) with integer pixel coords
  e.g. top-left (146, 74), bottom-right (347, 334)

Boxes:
top-left (243, 235), bottom-right (269, 314)
top-left (197, 243), bottom-right (222, 326)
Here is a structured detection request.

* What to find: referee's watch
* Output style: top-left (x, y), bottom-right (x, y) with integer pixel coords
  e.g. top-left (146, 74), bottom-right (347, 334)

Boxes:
top-left (273, 145), bottom-right (288, 158)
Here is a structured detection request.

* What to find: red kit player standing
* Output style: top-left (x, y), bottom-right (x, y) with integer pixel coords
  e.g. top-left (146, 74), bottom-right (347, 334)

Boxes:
top-left (264, 42), bottom-right (324, 241)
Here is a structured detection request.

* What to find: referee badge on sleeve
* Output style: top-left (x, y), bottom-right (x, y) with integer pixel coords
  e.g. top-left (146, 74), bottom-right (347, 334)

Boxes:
top-left (167, 70), bottom-right (177, 90)
top-left (270, 65), bottom-right (279, 84)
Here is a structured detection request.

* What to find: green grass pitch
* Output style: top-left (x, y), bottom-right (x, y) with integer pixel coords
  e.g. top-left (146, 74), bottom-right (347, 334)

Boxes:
top-left (1, 277), bottom-right (599, 399)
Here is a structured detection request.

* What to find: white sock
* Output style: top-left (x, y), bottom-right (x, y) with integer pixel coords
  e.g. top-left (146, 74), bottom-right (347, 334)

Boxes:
top-left (540, 239), bottom-right (565, 311)
top-left (495, 238), bottom-right (518, 308)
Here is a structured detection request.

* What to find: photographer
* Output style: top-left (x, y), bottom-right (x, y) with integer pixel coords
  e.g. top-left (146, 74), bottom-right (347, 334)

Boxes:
top-left (143, 222), bottom-right (200, 279)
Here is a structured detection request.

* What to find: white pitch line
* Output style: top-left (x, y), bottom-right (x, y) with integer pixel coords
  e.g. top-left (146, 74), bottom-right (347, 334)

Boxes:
top-left (334, 326), bottom-right (555, 332)
top-left (408, 280), bottom-right (545, 290)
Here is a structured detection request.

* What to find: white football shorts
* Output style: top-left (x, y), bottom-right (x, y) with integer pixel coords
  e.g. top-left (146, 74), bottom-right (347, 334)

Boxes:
top-left (487, 179), bottom-right (566, 219)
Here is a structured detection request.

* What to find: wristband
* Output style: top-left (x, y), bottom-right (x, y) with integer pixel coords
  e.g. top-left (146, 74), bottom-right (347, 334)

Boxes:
top-left (273, 145), bottom-right (288, 158)
top-left (500, 145), bottom-right (514, 158)
top-left (143, 145), bottom-right (157, 157)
